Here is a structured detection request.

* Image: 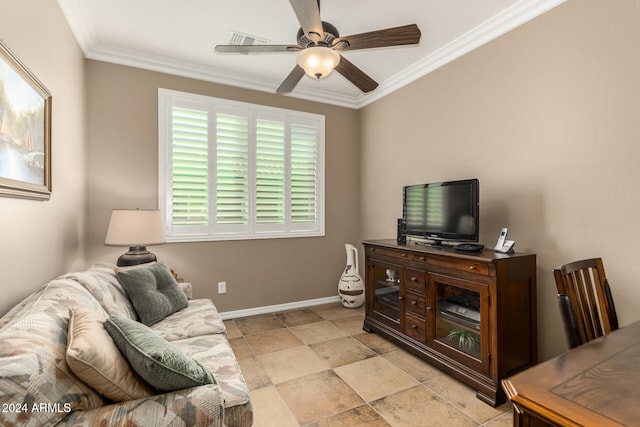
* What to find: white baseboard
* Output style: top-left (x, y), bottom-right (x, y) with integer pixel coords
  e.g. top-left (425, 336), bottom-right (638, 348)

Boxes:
top-left (219, 295), bottom-right (342, 320)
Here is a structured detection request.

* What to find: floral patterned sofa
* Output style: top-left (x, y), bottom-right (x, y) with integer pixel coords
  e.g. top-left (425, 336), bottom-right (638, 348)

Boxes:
top-left (0, 263), bottom-right (252, 427)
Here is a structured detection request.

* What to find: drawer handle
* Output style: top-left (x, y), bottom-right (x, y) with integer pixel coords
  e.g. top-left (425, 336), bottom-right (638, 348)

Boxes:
top-left (411, 276), bottom-right (418, 282)
top-left (411, 324), bottom-right (418, 329)
top-left (426, 306), bottom-right (433, 311)
top-left (401, 253), bottom-right (407, 258)
top-left (419, 256), bottom-right (426, 261)
top-left (411, 300), bottom-right (417, 305)
top-left (469, 265), bottom-right (476, 270)
top-left (398, 296), bottom-right (404, 300)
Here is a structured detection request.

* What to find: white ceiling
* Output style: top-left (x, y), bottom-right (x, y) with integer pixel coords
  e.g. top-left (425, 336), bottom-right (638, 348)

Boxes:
top-left (57, 0), bottom-right (565, 109)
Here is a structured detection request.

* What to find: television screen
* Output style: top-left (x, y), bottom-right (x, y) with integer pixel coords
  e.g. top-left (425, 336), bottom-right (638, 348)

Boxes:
top-left (403, 179), bottom-right (479, 243)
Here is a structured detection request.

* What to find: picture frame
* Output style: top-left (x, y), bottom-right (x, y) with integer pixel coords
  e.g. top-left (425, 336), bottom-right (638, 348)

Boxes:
top-left (0, 40), bottom-right (51, 200)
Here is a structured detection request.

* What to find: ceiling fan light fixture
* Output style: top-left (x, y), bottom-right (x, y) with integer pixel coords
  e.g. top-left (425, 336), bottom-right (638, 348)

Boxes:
top-left (296, 46), bottom-right (340, 80)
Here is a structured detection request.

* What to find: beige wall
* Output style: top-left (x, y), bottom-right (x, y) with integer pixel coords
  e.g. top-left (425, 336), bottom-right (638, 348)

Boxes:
top-left (360, 0), bottom-right (640, 360)
top-left (85, 61), bottom-right (361, 313)
top-left (0, 0), bottom-right (86, 315)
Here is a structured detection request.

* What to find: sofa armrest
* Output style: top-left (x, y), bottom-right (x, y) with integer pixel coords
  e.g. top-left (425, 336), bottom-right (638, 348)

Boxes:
top-left (58, 384), bottom-right (223, 427)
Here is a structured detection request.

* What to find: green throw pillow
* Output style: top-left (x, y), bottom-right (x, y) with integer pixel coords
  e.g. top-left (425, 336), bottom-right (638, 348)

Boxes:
top-left (116, 262), bottom-right (188, 325)
top-left (104, 316), bottom-right (215, 393)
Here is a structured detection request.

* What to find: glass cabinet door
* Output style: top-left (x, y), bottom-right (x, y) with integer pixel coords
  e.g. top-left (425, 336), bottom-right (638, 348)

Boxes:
top-left (429, 273), bottom-right (489, 373)
top-left (370, 262), bottom-right (402, 325)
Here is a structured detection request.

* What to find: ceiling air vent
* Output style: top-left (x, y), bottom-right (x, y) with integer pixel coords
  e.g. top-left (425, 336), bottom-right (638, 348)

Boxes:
top-left (228, 30), bottom-right (269, 46)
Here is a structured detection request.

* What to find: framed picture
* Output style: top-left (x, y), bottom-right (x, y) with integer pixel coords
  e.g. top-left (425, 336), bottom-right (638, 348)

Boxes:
top-left (0, 40), bottom-right (51, 200)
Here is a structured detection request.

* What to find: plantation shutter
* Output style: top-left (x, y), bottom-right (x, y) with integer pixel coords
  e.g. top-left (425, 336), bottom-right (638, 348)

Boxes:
top-left (170, 105), bottom-right (209, 228)
top-left (159, 89), bottom-right (324, 241)
top-left (290, 121), bottom-right (318, 227)
top-left (215, 112), bottom-right (249, 232)
top-left (255, 117), bottom-right (285, 228)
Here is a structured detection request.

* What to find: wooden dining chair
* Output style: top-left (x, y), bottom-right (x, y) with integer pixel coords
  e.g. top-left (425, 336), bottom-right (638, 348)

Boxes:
top-left (553, 258), bottom-right (619, 349)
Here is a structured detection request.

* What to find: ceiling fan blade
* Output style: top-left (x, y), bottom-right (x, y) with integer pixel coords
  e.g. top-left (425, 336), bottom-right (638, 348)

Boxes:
top-left (334, 56), bottom-right (378, 93)
top-left (276, 65), bottom-right (306, 94)
top-left (215, 44), bottom-right (301, 54)
top-left (332, 24), bottom-right (421, 51)
top-left (289, 0), bottom-right (323, 40)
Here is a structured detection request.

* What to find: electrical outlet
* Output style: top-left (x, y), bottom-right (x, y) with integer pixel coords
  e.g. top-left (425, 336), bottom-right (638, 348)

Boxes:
top-left (217, 281), bottom-right (227, 294)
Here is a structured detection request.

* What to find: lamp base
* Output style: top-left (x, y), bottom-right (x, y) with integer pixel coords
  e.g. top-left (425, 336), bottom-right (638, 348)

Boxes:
top-left (117, 245), bottom-right (157, 267)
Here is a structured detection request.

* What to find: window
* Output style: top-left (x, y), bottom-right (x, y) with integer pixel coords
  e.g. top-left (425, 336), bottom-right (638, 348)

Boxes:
top-left (158, 89), bottom-right (324, 241)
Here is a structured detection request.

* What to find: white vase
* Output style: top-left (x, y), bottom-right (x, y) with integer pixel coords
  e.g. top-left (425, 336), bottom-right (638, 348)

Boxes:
top-left (338, 243), bottom-right (365, 308)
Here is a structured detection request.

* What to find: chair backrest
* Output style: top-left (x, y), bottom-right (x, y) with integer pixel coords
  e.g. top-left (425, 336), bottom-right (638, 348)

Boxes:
top-left (556, 294), bottom-right (583, 349)
top-left (553, 258), bottom-right (619, 349)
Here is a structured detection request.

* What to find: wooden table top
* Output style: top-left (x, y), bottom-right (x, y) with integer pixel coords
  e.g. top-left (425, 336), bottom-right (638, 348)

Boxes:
top-left (503, 320), bottom-right (640, 427)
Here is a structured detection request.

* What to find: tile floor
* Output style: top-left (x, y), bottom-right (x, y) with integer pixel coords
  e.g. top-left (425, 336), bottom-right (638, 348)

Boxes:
top-left (224, 302), bottom-right (513, 427)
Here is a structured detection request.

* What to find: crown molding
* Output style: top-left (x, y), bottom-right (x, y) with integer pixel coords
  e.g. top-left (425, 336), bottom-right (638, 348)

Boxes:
top-left (85, 44), bottom-right (362, 108)
top-left (60, 0), bottom-right (566, 109)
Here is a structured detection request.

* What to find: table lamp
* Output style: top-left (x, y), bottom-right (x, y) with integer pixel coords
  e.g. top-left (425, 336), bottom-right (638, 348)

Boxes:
top-left (104, 209), bottom-right (166, 267)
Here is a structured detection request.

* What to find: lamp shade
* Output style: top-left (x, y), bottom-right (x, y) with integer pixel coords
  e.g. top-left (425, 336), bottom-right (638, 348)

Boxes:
top-left (105, 209), bottom-right (166, 247)
top-left (296, 46), bottom-right (340, 80)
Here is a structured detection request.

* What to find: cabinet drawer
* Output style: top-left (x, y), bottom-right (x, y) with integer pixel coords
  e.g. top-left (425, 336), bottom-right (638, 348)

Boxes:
top-left (404, 269), bottom-right (426, 294)
top-left (426, 257), bottom-right (490, 276)
top-left (404, 313), bottom-right (426, 342)
top-left (367, 246), bottom-right (412, 261)
top-left (405, 292), bottom-right (426, 318)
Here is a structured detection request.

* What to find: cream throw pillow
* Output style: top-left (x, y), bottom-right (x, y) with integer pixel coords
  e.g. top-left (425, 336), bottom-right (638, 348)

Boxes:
top-left (66, 307), bottom-right (154, 402)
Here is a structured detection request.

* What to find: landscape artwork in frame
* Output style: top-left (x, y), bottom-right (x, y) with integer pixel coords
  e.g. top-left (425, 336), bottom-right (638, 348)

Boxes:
top-left (0, 40), bottom-right (51, 200)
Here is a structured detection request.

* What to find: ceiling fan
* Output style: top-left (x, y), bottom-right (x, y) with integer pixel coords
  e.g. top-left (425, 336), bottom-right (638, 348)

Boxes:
top-left (214, 0), bottom-right (421, 94)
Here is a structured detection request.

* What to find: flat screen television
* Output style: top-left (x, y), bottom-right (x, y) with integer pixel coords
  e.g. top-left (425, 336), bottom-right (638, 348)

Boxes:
top-left (402, 178), bottom-right (479, 244)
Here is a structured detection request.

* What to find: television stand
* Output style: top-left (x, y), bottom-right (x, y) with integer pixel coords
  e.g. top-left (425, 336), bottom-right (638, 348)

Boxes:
top-left (362, 239), bottom-right (537, 406)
